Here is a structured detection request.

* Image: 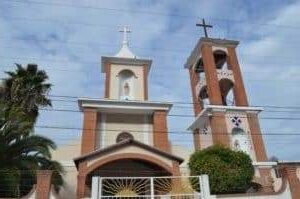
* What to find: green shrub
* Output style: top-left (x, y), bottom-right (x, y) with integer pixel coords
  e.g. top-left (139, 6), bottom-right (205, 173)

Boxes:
top-left (189, 145), bottom-right (254, 194)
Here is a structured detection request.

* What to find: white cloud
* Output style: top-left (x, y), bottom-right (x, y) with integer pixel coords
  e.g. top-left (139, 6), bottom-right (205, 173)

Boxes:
top-left (0, 0), bottom-right (299, 160)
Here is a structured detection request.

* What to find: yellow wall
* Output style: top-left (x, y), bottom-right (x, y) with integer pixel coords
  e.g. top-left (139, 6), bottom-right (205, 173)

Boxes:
top-left (97, 113), bottom-right (153, 148)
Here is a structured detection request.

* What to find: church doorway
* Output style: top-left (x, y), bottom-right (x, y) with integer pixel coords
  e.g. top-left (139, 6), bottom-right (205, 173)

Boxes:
top-left (85, 158), bottom-right (173, 197)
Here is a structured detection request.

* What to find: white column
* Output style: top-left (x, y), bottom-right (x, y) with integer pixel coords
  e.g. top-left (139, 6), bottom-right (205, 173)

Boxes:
top-left (91, 177), bottom-right (99, 199)
top-left (143, 115), bottom-right (149, 145)
top-left (150, 177), bottom-right (154, 199)
top-left (91, 177), bottom-right (102, 199)
top-left (100, 114), bottom-right (106, 148)
top-left (199, 175), bottom-right (211, 199)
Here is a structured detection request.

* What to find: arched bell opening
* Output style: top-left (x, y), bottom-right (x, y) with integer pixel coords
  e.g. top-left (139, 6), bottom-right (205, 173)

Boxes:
top-left (85, 158), bottom-right (172, 197)
top-left (213, 50), bottom-right (228, 69)
top-left (194, 50), bottom-right (229, 74)
top-left (194, 58), bottom-right (204, 73)
top-left (198, 86), bottom-right (210, 107)
top-left (219, 78), bottom-right (234, 106)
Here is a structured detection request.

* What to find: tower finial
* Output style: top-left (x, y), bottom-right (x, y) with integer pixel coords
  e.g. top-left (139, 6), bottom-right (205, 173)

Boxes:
top-left (196, 18), bottom-right (213, 38)
top-left (119, 25), bottom-right (131, 46)
top-left (115, 25), bottom-right (136, 58)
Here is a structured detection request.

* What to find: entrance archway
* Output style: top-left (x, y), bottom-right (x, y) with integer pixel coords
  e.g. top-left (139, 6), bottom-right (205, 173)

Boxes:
top-left (88, 158), bottom-right (171, 178)
top-left (76, 153), bottom-right (178, 198)
top-left (86, 158), bottom-right (172, 197)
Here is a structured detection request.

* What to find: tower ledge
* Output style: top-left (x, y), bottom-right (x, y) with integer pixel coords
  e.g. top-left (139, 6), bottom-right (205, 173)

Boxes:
top-left (78, 98), bottom-right (172, 114)
top-left (184, 37), bottom-right (239, 69)
top-left (187, 105), bottom-right (263, 131)
top-left (101, 56), bottom-right (152, 73)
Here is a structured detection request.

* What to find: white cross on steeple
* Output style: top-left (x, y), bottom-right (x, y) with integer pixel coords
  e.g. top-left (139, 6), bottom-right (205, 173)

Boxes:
top-left (115, 25), bottom-right (136, 58)
top-left (119, 26), bottom-right (131, 46)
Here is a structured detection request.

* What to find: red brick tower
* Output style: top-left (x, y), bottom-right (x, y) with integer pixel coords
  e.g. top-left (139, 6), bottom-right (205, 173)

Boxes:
top-left (185, 36), bottom-right (271, 188)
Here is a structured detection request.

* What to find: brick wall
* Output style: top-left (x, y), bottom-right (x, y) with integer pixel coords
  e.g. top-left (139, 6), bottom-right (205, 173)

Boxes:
top-left (189, 68), bottom-right (201, 115)
top-left (104, 63), bottom-right (111, 98)
top-left (36, 170), bottom-right (53, 199)
top-left (209, 112), bottom-right (230, 147)
top-left (280, 165), bottom-right (300, 199)
top-left (227, 47), bottom-right (249, 106)
top-left (143, 65), bottom-right (148, 100)
top-left (247, 113), bottom-right (268, 162)
top-left (153, 110), bottom-right (170, 152)
top-left (201, 44), bottom-right (223, 105)
top-left (188, 68), bottom-right (202, 150)
top-left (80, 109), bottom-right (98, 155)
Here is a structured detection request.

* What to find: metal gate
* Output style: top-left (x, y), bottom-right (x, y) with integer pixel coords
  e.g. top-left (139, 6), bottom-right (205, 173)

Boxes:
top-left (91, 175), bottom-right (210, 199)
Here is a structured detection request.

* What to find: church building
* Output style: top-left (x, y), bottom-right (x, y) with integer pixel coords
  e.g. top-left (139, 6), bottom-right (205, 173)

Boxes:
top-left (48, 24), bottom-right (300, 199)
top-left (73, 27), bottom-right (185, 198)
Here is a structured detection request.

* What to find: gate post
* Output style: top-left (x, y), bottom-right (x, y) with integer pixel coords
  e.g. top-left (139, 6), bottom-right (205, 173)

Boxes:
top-left (199, 175), bottom-right (211, 199)
top-left (91, 177), bottom-right (102, 199)
top-left (150, 177), bottom-right (154, 199)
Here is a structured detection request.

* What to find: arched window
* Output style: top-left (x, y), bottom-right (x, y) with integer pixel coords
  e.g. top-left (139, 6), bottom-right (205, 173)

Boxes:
top-left (231, 127), bottom-right (250, 155)
top-left (116, 132), bottom-right (134, 143)
top-left (118, 70), bottom-right (135, 100)
top-left (199, 86), bottom-right (210, 107)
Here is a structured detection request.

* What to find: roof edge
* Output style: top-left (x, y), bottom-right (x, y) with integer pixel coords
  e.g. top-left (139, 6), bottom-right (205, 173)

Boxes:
top-left (101, 56), bottom-right (152, 73)
top-left (184, 37), bottom-right (240, 69)
top-left (73, 139), bottom-right (184, 168)
top-left (78, 98), bottom-right (173, 113)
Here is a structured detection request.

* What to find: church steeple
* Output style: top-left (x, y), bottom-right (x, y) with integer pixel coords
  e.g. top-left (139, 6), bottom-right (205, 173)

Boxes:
top-left (101, 26), bottom-right (152, 100)
top-left (185, 20), bottom-right (268, 164)
top-left (115, 26), bottom-right (136, 59)
top-left (184, 23), bottom-right (273, 189)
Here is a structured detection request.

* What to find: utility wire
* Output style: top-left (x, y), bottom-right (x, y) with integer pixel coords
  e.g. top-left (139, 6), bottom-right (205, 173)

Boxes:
top-left (47, 100), bottom-right (300, 113)
top-left (0, 91), bottom-right (296, 110)
top-left (47, 94), bottom-right (300, 109)
top-left (4, 0), bottom-right (300, 30)
top-left (38, 107), bottom-right (300, 119)
top-left (34, 125), bottom-right (300, 135)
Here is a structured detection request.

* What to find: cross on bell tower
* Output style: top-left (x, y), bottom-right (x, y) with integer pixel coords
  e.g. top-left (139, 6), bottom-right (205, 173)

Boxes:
top-left (196, 18), bottom-right (213, 38)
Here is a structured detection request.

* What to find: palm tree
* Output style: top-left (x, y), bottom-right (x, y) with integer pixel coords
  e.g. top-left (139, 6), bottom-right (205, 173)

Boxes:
top-left (0, 104), bottom-right (64, 197)
top-left (2, 63), bottom-right (52, 124)
top-left (0, 64), bottom-right (63, 197)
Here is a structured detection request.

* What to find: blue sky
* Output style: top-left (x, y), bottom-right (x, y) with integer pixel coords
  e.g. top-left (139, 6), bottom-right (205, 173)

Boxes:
top-left (0, 0), bottom-right (300, 160)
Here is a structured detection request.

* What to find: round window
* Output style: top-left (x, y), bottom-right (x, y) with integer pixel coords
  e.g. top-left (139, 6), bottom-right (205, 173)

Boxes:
top-left (116, 132), bottom-right (134, 143)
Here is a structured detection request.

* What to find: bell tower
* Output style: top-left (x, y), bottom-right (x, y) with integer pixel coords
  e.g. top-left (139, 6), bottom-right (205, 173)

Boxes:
top-left (102, 26), bottom-right (150, 101)
top-left (185, 20), bottom-right (268, 164)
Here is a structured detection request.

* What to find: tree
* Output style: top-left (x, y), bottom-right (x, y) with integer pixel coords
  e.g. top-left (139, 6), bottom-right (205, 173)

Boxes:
top-left (2, 63), bottom-right (52, 125)
top-left (0, 64), bottom-right (63, 197)
top-left (0, 104), bottom-right (64, 197)
top-left (189, 145), bottom-right (254, 194)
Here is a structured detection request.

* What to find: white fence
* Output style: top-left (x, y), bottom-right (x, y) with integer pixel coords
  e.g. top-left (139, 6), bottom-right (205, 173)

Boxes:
top-left (91, 175), bottom-right (211, 199)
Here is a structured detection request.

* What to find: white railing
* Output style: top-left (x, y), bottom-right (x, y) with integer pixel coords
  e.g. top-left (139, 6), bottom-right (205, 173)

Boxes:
top-left (91, 175), bottom-right (211, 199)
